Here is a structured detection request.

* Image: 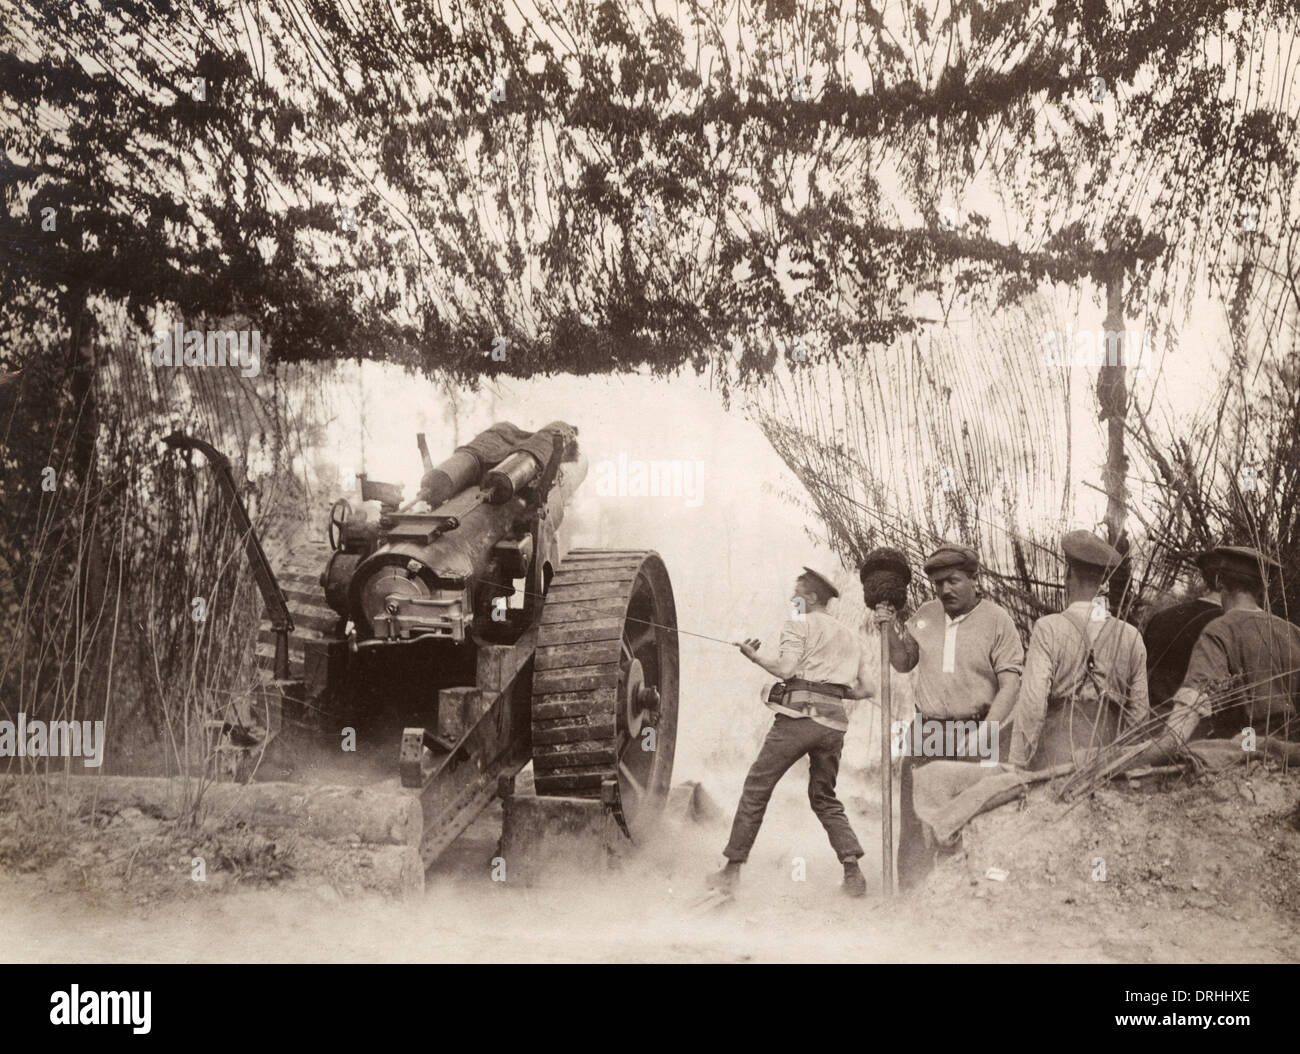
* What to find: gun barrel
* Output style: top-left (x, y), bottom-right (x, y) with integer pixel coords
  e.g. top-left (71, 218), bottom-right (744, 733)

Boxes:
top-left (421, 450), bottom-right (483, 508)
top-left (483, 451), bottom-right (542, 504)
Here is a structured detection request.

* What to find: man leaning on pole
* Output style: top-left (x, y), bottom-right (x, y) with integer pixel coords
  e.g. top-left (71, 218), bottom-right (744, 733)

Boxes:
top-left (887, 543), bottom-right (1024, 890)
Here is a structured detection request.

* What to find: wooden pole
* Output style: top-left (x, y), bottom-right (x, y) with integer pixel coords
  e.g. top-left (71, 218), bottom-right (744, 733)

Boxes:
top-left (879, 625), bottom-right (894, 895)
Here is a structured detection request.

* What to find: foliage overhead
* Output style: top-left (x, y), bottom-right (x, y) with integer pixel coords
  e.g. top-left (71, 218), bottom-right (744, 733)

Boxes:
top-left (2, 0), bottom-right (1296, 388)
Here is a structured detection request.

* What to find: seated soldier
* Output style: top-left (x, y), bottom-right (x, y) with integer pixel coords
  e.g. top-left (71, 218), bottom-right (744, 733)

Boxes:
top-left (1007, 531), bottom-right (1148, 770)
top-left (1135, 547), bottom-right (1300, 764)
top-left (1143, 551), bottom-right (1222, 713)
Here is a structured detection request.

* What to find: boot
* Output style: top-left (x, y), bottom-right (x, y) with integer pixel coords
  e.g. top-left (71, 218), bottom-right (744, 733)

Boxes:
top-left (707, 860), bottom-right (741, 893)
top-left (841, 858), bottom-right (867, 897)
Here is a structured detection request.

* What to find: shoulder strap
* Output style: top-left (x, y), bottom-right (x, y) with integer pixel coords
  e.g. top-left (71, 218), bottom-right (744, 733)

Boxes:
top-left (1058, 609), bottom-right (1108, 697)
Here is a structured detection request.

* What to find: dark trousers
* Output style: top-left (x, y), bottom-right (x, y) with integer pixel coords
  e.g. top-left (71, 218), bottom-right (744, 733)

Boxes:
top-left (897, 754), bottom-right (968, 890)
top-left (723, 714), bottom-right (864, 864)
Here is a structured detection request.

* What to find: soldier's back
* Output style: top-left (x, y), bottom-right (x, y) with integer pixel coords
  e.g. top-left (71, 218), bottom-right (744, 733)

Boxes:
top-left (1191, 609), bottom-right (1300, 737)
top-left (1038, 607), bottom-right (1145, 694)
top-left (1026, 607), bottom-right (1147, 769)
top-left (1143, 596), bottom-right (1222, 709)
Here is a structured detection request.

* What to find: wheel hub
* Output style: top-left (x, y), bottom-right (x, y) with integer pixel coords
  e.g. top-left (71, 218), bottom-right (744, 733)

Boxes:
top-left (624, 659), bottom-right (660, 736)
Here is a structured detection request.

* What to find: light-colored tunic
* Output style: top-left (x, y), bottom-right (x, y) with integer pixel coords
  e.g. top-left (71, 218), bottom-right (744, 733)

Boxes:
top-left (1009, 601), bottom-right (1149, 768)
top-left (769, 611), bottom-right (863, 731)
top-left (905, 599), bottom-right (1024, 719)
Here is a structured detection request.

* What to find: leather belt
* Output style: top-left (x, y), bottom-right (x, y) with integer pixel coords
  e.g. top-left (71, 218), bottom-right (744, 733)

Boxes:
top-left (783, 678), bottom-right (848, 698)
top-left (767, 680), bottom-right (851, 720)
top-left (916, 709), bottom-right (989, 723)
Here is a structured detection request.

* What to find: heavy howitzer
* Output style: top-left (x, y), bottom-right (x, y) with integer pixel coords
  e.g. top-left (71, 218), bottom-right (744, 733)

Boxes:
top-left (170, 421), bottom-right (680, 875)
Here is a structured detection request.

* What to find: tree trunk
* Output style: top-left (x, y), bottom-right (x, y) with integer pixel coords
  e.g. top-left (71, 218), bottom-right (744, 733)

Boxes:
top-left (65, 290), bottom-right (108, 625)
top-left (1097, 265), bottom-right (1132, 613)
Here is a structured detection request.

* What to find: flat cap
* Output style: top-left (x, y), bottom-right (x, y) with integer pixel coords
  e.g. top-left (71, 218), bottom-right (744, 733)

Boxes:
top-left (800, 566), bottom-right (840, 600)
top-left (1062, 530), bottom-right (1123, 573)
top-left (923, 543), bottom-right (979, 575)
top-left (859, 547), bottom-right (912, 585)
top-left (1199, 545), bottom-right (1281, 584)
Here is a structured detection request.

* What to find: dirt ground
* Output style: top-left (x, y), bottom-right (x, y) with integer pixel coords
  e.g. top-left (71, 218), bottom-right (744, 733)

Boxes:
top-left (1, 756), bottom-right (1297, 963)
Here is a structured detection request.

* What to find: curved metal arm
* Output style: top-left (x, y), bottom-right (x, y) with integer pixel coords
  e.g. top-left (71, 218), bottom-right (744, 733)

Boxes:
top-left (163, 430), bottom-right (295, 679)
top-left (162, 430), bottom-right (228, 468)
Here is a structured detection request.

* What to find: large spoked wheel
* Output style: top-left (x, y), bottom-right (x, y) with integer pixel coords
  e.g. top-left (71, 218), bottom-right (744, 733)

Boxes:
top-left (531, 550), bottom-right (679, 837)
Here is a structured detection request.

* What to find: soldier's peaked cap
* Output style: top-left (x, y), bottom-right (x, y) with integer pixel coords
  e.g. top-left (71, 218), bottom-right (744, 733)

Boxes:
top-left (859, 547), bottom-right (912, 585)
top-left (799, 567), bottom-right (840, 600)
top-left (1200, 545), bottom-right (1281, 583)
top-left (923, 543), bottom-right (979, 575)
top-left (1062, 530), bottom-right (1123, 573)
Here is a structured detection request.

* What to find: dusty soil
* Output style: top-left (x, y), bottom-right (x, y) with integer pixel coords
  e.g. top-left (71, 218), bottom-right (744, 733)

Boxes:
top-left (1, 757), bottom-right (1296, 963)
top-left (916, 762), bottom-right (1300, 964)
